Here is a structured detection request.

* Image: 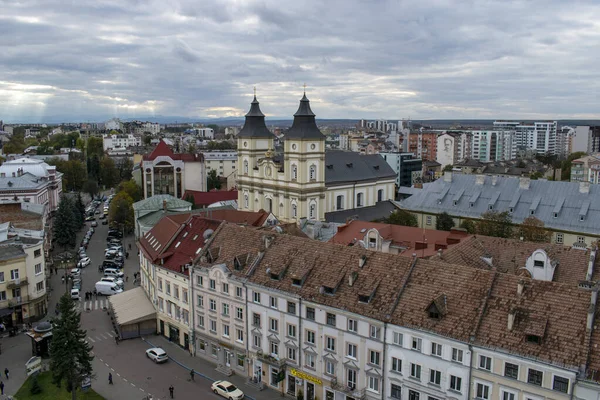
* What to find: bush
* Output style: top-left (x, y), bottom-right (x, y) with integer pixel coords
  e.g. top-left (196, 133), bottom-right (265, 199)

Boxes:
top-left (30, 374), bottom-right (43, 394)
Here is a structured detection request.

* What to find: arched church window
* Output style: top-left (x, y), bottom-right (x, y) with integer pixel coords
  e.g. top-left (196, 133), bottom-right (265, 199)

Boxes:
top-left (309, 203), bottom-right (316, 219)
top-left (243, 160), bottom-right (249, 175)
top-left (309, 165), bottom-right (316, 181)
top-left (291, 164), bottom-right (298, 180)
top-left (292, 204), bottom-right (297, 218)
top-left (244, 194), bottom-right (249, 208)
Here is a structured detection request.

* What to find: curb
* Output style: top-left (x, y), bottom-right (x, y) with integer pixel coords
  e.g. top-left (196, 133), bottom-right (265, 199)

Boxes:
top-left (141, 337), bottom-right (257, 400)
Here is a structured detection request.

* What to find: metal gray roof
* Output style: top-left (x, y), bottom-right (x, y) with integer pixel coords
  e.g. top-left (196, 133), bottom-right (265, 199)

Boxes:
top-left (325, 200), bottom-right (400, 224)
top-left (132, 195), bottom-right (192, 212)
top-left (400, 173), bottom-right (600, 236)
top-left (325, 151), bottom-right (397, 185)
top-left (0, 245), bottom-right (25, 261)
top-left (237, 96), bottom-right (275, 139)
top-left (0, 173), bottom-right (46, 190)
top-left (283, 94), bottom-right (325, 140)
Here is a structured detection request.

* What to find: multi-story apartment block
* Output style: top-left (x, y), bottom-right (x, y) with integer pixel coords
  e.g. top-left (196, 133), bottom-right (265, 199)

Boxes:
top-left (571, 154), bottom-right (600, 183)
top-left (380, 152), bottom-right (423, 187)
top-left (202, 151), bottom-right (237, 178)
top-left (436, 131), bottom-right (471, 167)
top-left (572, 126), bottom-right (600, 154)
top-left (102, 133), bottom-right (142, 151)
top-left (470, 130), bottom-right (516, 162)
top-left (494, 120), bottom-right (559, 155)
top-left (408, 132), bottom-right (438, 161)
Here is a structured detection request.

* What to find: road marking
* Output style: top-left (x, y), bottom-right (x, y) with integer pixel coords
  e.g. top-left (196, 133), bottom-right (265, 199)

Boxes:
top-left (87, 336), bottom-right (96, 343)
top-left (105, 363), bottom-right (110, 367)
top-left (116, 372), bottom-right (120, 376)
top-left (100, 333), bottom-right (107, 339)
top-left (123, 378), bottom-right (128, 382)
top-left (106, 331), bottom-right (114, 337)
top-left (96, 336), bottom-right (103, 341)
top-left (95, 300), bottom-right (99, 309)
top-left (110, 368), bottom-right (115, 372)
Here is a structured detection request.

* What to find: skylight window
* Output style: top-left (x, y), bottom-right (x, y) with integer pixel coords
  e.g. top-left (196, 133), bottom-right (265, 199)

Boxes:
top-left (175, 242), bottom-right (181, 248)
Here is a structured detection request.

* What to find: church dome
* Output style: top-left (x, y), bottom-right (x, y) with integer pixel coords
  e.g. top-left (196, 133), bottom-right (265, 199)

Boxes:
top-left (237, 96), bottom-right (275, 139)
top-left (284, 93), bottom-right (325, 140)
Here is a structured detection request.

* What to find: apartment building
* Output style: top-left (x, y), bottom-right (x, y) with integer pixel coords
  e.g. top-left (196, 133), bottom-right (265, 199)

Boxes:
top-left (407, 132), bottom-right (437, 161)
top-left (436, 131), bottom-right (471, 167)
top-left (493, 120), bottom-right (559, 155)
top-left (572, 126), bottom-right (600, 154)
top-left (470, 130), bottom-right (516, 162)
top-left (571, 154), bottom-right (600, 184)
top-left (202, 151), bottom-right (237, 178)
top-left (102, 133), bottom-right (142, 151)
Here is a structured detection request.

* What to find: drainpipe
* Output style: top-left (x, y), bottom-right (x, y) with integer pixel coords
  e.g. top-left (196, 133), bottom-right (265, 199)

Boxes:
top-left (298, 297), bottom-right (303, 398)
top-left (245, 282), bottom-right (250, 381)
top-left (189, 268), bottom-right (196, 356)
top-left (381, 322), bottom-right (388, 400)
top-left (467, 344), bottom-right (474, 400)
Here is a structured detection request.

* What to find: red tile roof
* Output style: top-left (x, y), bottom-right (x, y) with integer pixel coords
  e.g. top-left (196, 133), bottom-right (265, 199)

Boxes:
top-left (142, 140), bottom-right (204, 162)
top-left (0, 204), bottom-right (44, 230)
top-left (330, 220), bottom-right (470, 257)
top-left (182, 190), bottom-right (238, 208)
top-left (138, 215), bottom-right (184, 261)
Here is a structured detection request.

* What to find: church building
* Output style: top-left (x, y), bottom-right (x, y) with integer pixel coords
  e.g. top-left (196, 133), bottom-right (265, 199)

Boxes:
top-left (237, 93), bottom-right (396, 222)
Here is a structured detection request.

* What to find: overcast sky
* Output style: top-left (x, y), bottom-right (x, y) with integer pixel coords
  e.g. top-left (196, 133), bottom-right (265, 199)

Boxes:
top-left (1, 0), bottom-right (599, 122)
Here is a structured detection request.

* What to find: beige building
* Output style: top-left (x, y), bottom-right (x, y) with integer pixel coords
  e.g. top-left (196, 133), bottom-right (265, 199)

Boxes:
top-left (237, 94), bottom-right (396, 223)
top-left (202, 151), bottom-right (237, 179)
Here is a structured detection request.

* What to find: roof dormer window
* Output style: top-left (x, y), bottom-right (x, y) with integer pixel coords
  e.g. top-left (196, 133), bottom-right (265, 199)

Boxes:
top-left (292, 278), bottom-right (302, 287)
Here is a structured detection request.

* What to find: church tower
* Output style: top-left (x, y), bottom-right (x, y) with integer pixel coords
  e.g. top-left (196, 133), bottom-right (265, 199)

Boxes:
top-left (283, 93), bottom-right (326, 221)
top-left (237, 95), bottom-right (275, 211)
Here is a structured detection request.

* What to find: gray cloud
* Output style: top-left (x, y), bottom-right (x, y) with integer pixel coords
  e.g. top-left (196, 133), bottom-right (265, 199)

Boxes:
top-left (0, 0), bottom-right (599, 121)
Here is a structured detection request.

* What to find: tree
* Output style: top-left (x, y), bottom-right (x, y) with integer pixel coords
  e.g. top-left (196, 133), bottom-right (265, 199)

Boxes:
top-left (30, 374), bottom-right (42, 394)
top-left (50, 293), bottom-right (94, 400)
top-left (561, 151), bottom-right (587, 181)
top-left (519, 216), bottom-right (551, 243)
top-left (99, 157), bottom-right (120, 188)
top-left (86, 155), bottom-right (101, 181)
top-left (3, 131), bottom-right (26, 154)
top-left (47, 158), bottom-right (87, 192)
top-left (108, 192), bottom-right (134, 233)
top-left (207, 169), bottom-right (222, 190)
top-left (86, 137), bottom-right (104, 159)
top-left (53, 195), bottom-right (77, 249)
top-left (442, 164), bottom-right (453, 172)
top-left (83, 180), bottom-right (99, 200)
top-left (436, 212), bottom-right (455, 231)
top-left (118, 180), bottom-right (142, 202)
top-left (143, 134), bottom-right (152, 146)
top-left (476, 211), bottom-right (513, 238)
top-left (74, 193), bottom-right (85, 228)
top-left (117, 158), bottom-right (134, 181)
top-left (382, 210), bottom-right (418, 227)
top-left (184, 193), bottom-right (196, 208)
top-left (460, 219), bottom-right (476, 233)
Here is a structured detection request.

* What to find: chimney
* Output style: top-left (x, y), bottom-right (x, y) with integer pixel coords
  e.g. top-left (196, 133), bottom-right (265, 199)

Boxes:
top-left (587, 301), bottom-right (596, 332)
top-left (443, 171), bottom-right (452, 183)
top-left (475, 174), bottom-right (485, 185)
top-left (162, 200), bottom-right (167, 211)
top-left (517, 279), bottom-right (525, 296)
top-left (358, 255), bottom-right (367, 268)
top-left (264, 235), bottom-right (274, 249)
top-left (519, 177), bottom-right (530, 190)
top-left (492, 176), bottom-right (498, 186)
top-left (348, 271), bottom-right (357, 287)
top-left (437, 248), bottom-right (443, 258)
top-left (507, 309), bottom-right (516, 331)
top-left (580, 181), bottom-right (590, 194)
top-left (587, 248), bottom-right (597, 281)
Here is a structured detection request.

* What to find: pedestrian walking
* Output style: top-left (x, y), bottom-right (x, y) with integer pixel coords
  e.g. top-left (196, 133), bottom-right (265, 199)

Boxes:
top-left (126, 276), bottom-right (129, 282)
top-left (108, 373), bottom-right (113, 384)
top-left (169, 385), bottom-right (174, 399)
top-left (190, 368), bottom-right (195, 381)
top-left (4, 368), bottom-right (9, 379)
top-left (128, 243), bottom-right (132, 250)
top-left (0, 380), bottom-right (4, 394)
top-left (115, 336), bottom-right (119, 345)
top-left (61, 276), bottom-right (65, 284)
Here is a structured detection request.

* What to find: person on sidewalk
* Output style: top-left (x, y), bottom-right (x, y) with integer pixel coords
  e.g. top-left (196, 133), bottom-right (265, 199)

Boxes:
top-left (169, 385), bottom-right (174, 398)
top-left (4, 368), bottom-right (8, 379)
top-left (108, 373), bottom-right (113, 385)
top-left (0, 380), bottom-right (4, 394)
top-left (190, 369), bottom-right (195, 381)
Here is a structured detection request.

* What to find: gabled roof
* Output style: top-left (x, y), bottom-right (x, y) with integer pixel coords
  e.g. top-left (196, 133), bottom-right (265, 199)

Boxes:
top-left (146, 140), bottom-right (174, 159)
top-left (325, 151), bottom-right (396, 185)
top-left (142, 140), bottom-right (203, 162)
top-left (182, 190), bottom-right (238, 208)
top-left (138, 215), bottom-right (186, 261)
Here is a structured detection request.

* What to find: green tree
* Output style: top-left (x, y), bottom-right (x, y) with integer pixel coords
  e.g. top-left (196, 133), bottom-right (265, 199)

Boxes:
top-left (53, 195), bottom-right (77, 249)
top-left (99, 157), bottom-right (120, 188)
top-left (3, 131), bottom-right (26, 154)
top-left (476, 211), bottom-right (513, 238)
top-left (519, 216), bottom-right (551, 243)
top-left (207, 169), bottom-right (222, 190)
top-left (86, 155), bottom-right (101, 180)
top-left (50, 293), bottom-right (94, 400)
top-left (143, 134), bottom-right (152, 146)
top-left (83, 180), bottom-right (99, 200)
top-left (36, 142), bottom-right (55, 155)
top-left (74, 193), bottom-right (85, 228)
top-left (435, 212), bottom-right (455, 231)
top-left (561, 151), bottom-right (587, 181)
top-left (382, 210), bottom-right (418, 227)
top-left (117, 158), bottom-right (134, 181)
top-left (118, 180), bottom-right (142, 202)
top-left (442, 164), bottom-right (453, 172)
top-left (109, 192), bottom-right (134, 233)
top-left (460, 219), bottom-right (476, 233)
top-left (184, 193), bottom-right (196, 208)
top-left (30, 374), bottom-right (42, 394)
top-left (86, 137), bottom-right (104, 159)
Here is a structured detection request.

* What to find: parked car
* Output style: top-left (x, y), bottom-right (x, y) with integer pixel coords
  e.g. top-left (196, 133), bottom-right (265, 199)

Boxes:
top-left (78, 257), bottom-right (91, 268)
top-left (102, 219), bottom-right (108, 225)
top-left (100, 276), bottom-right (124, 288)
top-left (103, 268), bottom-right (124, 279)
top-left (70, 268), bottom-right (81, 278)
top-left (145, 348), bottom-right (169, 363)
top-left (78, 252), bottom-right (88, 260)
top-left (95, 281), bottom-right (122, 296)
top-left (211, 381), bottom-right (244, 400)
top-left (91, 221), bottom-right (98, 227)
top-left (71, 288), bottom-right (80, 300)
top-left (85, 216), bottom-right (95, 221)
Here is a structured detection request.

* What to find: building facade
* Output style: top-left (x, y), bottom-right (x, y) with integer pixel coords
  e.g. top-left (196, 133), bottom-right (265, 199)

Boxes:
top-left (572, 126), bottom-right (600, 154)
top-left (102, 134), bottom-right (142, 151)
top-left (202, 151), bottom-right (237, 178)
top-left (571, 154), bottom-right (600, 184)
top-left (380, 152), bottom-right (423, 187)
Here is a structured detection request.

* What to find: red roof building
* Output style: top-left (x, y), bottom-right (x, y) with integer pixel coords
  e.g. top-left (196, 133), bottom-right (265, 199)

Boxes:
top-left (182, 190), bottom-right (238, 208)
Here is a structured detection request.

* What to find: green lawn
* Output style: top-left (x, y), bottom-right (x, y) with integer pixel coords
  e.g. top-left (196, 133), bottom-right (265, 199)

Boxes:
top-left (15, 372), bottom-right (104, 400)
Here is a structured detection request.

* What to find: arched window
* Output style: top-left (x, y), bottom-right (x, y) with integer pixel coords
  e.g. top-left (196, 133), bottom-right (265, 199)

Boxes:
top-left (244, 194), bottom-right (249, 208)
top-left (309, 203), bottom-right (316, 219)
top-left (357, 192), bottom-right (363, 207)
top-left (336, 195), bottom-right (344, 210)
top-left (267, 198), bottom-right (272, 212)
top-left (291, 164), bottom-right (298, 181)
top-left (377, 189), bottom-right (384, 202)
top-left (243, 160), bottom-right (249, 175)
top-left (292, 204), bottom-right (297, 218)
top-left (309, 165), bottom-right (316, 181)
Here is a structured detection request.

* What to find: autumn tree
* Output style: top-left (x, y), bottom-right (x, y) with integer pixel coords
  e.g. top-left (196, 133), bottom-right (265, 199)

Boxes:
top-left (435, 212), bottom-right (455, 231)
top-left (117, 180), bottom-right (142, 202)
top-left (207, 169), bottom-right (222, 190)
top-left (382, 210), bottom-right (418, 227)
top-left (519, 216), bottom-right (551, 242)
top-left (108, 191), bottom-right (134, 233)
top-left (460, 219), bottom-right (476, 234)
top-left (476, 211), bottom-right (513, 238)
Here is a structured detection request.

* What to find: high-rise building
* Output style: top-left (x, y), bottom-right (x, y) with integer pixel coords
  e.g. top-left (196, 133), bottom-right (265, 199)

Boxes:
top-left (572, 126), bottom-right (600, 154)
top-left (493, 120), bottom-right (558, 155)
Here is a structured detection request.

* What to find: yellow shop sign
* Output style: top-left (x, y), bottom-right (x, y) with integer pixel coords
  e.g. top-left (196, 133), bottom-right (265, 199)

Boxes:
top-left (290, 368), bottom-right (322, 385)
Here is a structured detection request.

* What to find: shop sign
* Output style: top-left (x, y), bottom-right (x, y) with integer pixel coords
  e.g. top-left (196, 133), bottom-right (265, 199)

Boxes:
top-left (290, 368), bottom-right (322, 385)
top-left (25, 356), bottom-right (42, 376)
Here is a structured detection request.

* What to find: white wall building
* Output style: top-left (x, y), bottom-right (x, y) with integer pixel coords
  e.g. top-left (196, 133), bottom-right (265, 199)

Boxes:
top-left (103, 134), bottom-right (141, 151)
top-left (202, 151), bottom-right (237, 178)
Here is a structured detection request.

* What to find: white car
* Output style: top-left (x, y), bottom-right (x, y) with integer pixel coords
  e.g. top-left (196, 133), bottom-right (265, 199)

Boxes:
top-left (70, 268), bottom-right (81, 278)
top-left (211, 381), bottom-right (244, 400)
top-left (70, 288), bottom-right (80, 300)
top-left (78, 257), bottom-right (91, 268)
top-left (145, 347), bottom-right (168, 363)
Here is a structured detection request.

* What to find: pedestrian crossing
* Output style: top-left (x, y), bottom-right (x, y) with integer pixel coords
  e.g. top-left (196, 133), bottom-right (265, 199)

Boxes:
top-left (86, 330), bottom-right (115, 343)
top-left (77, 299), bottom-right (110, 312)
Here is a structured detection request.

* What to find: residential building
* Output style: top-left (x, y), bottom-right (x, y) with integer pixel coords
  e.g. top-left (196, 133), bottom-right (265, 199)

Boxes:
top-left (571, 154), bottom-right (600, 183)
top-left (0, 158), bottom-right (62, 213)
top-left (132, 122), bottom-right (161, 135)
top-left (104, 118), bottom-right (122, 131)
top-left (494, 120), bottom-right (559, 155)
top-left (237, 94), bottom-right (395, 222)
top-left (102, 133), bottom-right (141, 151)
top-left (202, 151), bottom-right (237, 178)
top-left (141, 140), bottom-right (206, 199)
top-left (407, 132), bottom-right (438, 161)
top-left (132, 194), bottom-right (192, 239)
top-left (0, 223), bottom-right (48, 326)
top-left (0, 203), bottom-right (50, 256)
top-left (380, 152), bottom-right (423, 187)
top-left (572, 126), bottom-right (600, 154)
top-left (470, 130), bottom-right (516, 162)
top-left (399, 172), bottom-right (600, 246)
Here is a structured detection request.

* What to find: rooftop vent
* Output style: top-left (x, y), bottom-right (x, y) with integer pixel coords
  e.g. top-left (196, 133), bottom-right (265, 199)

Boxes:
top-left (346, 163), bottom-right (353, 168)
top-left (203, 229), bottom-right (214, 240)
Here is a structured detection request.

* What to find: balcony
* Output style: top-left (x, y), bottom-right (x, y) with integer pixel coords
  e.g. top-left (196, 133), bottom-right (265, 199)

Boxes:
top-left (7, 278), bottom-right (29, 290)
top-left (8, 294), bottom-right (29, 307)
top-left (255, 350), bottom-right (287, 368)
top-left (331, 379), bottom-right (366, 400)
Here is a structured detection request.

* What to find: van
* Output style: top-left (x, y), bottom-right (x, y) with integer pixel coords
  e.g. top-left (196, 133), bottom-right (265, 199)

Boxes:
top-left (100, 276), bottom-right (124, 288)
top-left (70, 288), bottom-right (80, 300)
top-left (103, 268), bottom-right (124, 279)
top-left (95, 281), bottom-right (123, 296)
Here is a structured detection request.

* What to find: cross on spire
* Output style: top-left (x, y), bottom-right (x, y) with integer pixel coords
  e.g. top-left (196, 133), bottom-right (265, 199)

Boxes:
top-left (253, 86), bottom-right (256, 97)
top-left (303, 83), bottom-right (306, 94)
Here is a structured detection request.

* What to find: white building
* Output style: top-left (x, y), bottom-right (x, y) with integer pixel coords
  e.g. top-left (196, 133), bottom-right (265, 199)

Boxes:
top-left (104, 118), bottom-right (122, 131)
top-left (572, 126), bottom-right (600, 154)
top-left (470, 130), bottom-right (516, 162)
top-left (202, 151), bottom-right (237, 178)
top-left (436, 132), bottom-right (470, 167)
top-left (102, 133), bottom-right (141, 151)
top-left (494, 120), bottom-right (558, 155)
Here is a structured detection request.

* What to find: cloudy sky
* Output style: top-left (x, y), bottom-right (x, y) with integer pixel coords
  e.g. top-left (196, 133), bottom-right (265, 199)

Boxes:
top-left (1, 0), bottom-right (599, 122)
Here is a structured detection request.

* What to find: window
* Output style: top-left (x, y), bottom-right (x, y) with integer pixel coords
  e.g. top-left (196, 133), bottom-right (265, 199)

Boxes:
top-left (556, 233), bottom-right (564, 244)
top-left (370, 325), bottom-right (380, 339)
top-left (34, 263), bottom-right (42, 275)
top-left (270, 296), bottom-right (277, 309)
top-left (173, 285), bottom-right (179, 299)
top-left (369, 350), bottom-right (380, 366)
top-left (391, 384), bottom-right (402, 399)
top-left (306, 330), bottom-right (315, 344)
top-left (222, 283), bottom-right (229, 294)
top-left (209, 299), bottom-right (216, 311)
top-left (391, 357), bottom-right (402, 373)
top-left (377, 189), bottom-right (383, 202)
top-left (326, 313), bottom-right (336, 326)
top-left (410, 363), bottom-right (421, 379)
top-left (347, 369), bottom-right (357, 389)
top-left (158, 298), bottom-right (164, 312)
top-left (270, 341), bottom-right (278, 356)
top-left (412, 337), bottom-right (422, 351)
top-left (408, 390), bottom-right (420, 400)
top-left (253, 291), bottom-right (261, 303)
top-left (326, 337), bottom-right (336, 351)
top-left (347, 343), bottom-right (357, 358)
top-left (288, 347), bottom-right (297, 362)
top-left (237, 354), bottom-right (244, 367)
top-left (504, 362), bottom-right (519, 379)
top-left (0, 272), bottom-right (4, 283)
top-left (476, 383), bottom-right (490, 400)
top-left (196, 275), bottom-right (203, 286)
top-left (36, 281), bottom-right (44, 292)
top-left (393, 331), bottom-right (403, 346)
top-left (235, 286), bottom-right (243, 298)
top-left (368, 376), bottom-right (380, 393)
top-left (269, 318), bottom-right (278, 332)
top-left (209, 320), bottom-right (217, 333)
top-left (577, 236), bottom-right (585, 244)
top-left (356, 192), bottom-right (363, 207)
top-left (325, 360), bottom-right (335, 375)
top-left (309, 165), bottom-right (316, 180)
top-left (287, 301), bottom-right (296, 314)
top-left (209, 279), bottom-right (216, 290)
top-left (306, 307), bottom-right (315, 320)
top-left (222, 303), bottom-right (229, 316)
top-left (309, 203), bottom-right (315, 219)
top-left (183, 289), bottom-right (188, 303)
top-left (197, 295), bottom-right (204, 307)
top-left (197, 315), bottom-right (204, 328)
top-left (287, 324), bottom-right (296, 338)
top-left (252, 313), bottom-right (261, 327)
top-left (34, 249), bottom-right (41, 258)
top-left (291, 164), bottom-right (297, 180)
top-left (306, 353), bottom-right (315, 369)
top-left (450, 375), bottom-right (462, 392)
top-left (222, 324), bottom-right (230, 337)
top-left (243, 160), bottom-right (248, 174)
top-left (165, 282), bottom-right (171, 295)
top-left (429, 369), bottom-right (441, 385)
top-left (426, 216), bottom-right (432, 225)
top-left (270, 368), bottom-right (279, 387)
top-left (336, 195), bottom-right (344, 210)
top-left (479, 355), bottom-right (491, 370)
top-left (292, 204), bottom-right (297, 218)
top-left (553, 376), bottom-right (569, 393)
top-left (10, 269), bottom-right (19, 280)
top-left (502, 391), bottom-right (516, 400)
top-left (347, 318), bottom-right (357, 332)
top-left (244, 194), bottom-right (249, 208)
top-left (452, 348), bottom-right (463, 363)
top-left (527, 369), bottom-right (543, 386)
top-left (431, 342), bottom-right (442, 357)
top-left (253, 335), bottom-right (260, 348)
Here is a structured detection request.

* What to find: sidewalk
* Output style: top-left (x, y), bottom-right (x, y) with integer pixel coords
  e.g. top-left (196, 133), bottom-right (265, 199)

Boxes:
top-left (143, 335), bottom-right (281, 400)
top-left (0, 333), bottom-right (32, 397)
